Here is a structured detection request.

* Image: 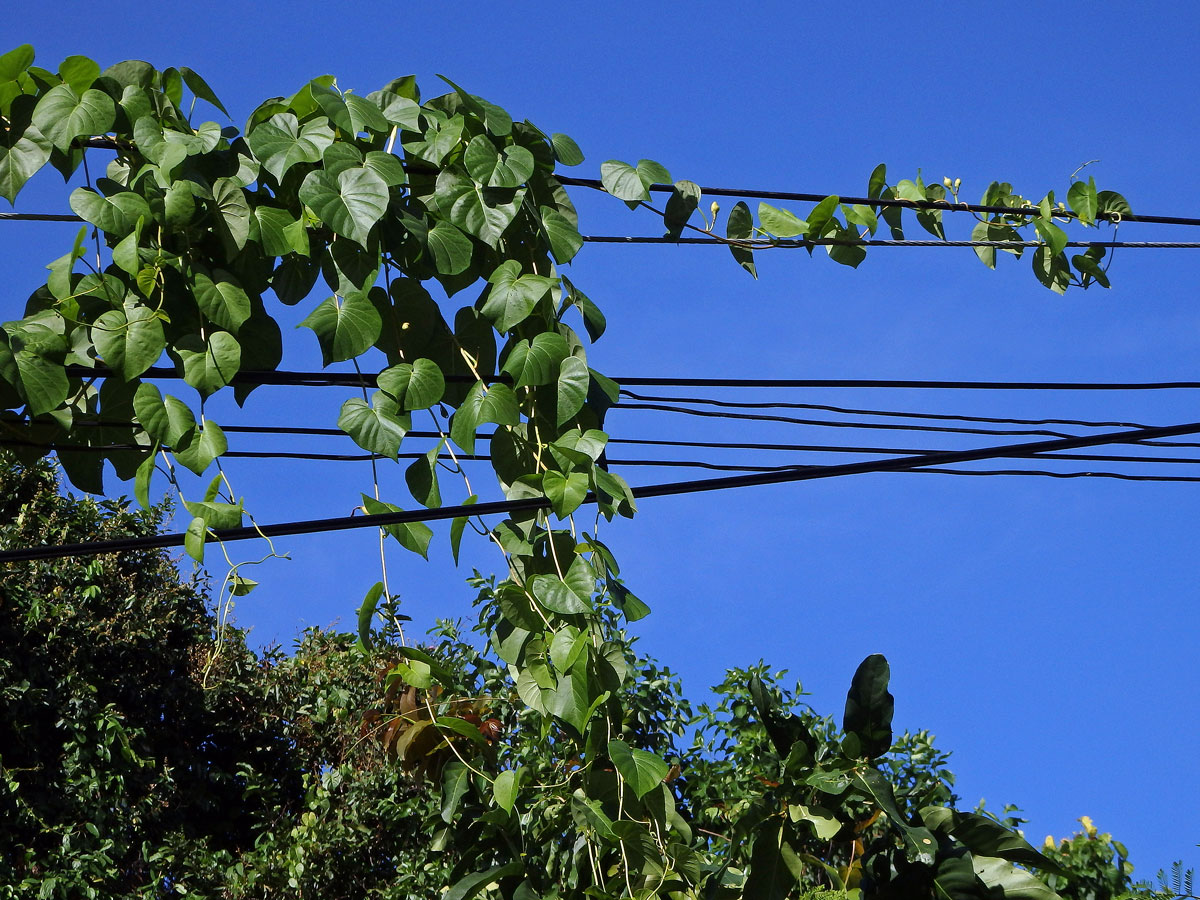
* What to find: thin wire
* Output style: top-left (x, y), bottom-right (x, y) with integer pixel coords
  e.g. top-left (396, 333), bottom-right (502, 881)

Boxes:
top-left (613, 401), bottom-right (1078, 439)
top-left (581, 236), bottom-right (1200, 249)
top-left (62, 365), bottom-right (1200, 391)
top-left (554, 174), bottom-right (1200, 228)
top-left (6, 418), bottom-right (1200, 563)
top-left (6, 436), bottom-right (1200, 468)
top-left (6, 215), bottom-right (1199, 248)
top-left (617, 390), bottom-right (1153, 430)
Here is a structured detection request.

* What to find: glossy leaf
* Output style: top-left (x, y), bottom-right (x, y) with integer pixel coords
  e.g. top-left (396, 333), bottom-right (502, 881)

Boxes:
top-left (248, 113), bottom-right (334, 181)
top-left (299, 292), bottom-right (382, 365)
top-left (92, 304), bottom-right (165, 381)
top-left (482, 261), bottom-right (556, 333)
top-left (726, 200), bottom-right (757, 278)
top-left (531, 573), bottom-right (592, 615)
top-left (843, 653), bottom-right (894, 759)
top-left (361, 494), bottom-right (432, 558)
top-left (299, 167), bottom-right (389, 246)
top-left (427, 220), bottom-right (474, 275)
top-left (174, 332), bottom-right (241, 398)
top-left (501, 332), bottom-right (568, 388)
top-left (32, 84), bottom-right (115, 151)
top-left (608, 740), bottom-right (668, 799)
top-left (357, 581), bottom-right (384, 648)
top-left (379, 358), bottom-right (445, 409)
top-left (173, 418), bottom-right (227, 475)
top-left (550, 132), bottom-right (583, 166)
top-left (556, 356), bottom-right (589, 424)
top-left (464, 134), bottom-right (534, 188)
top-left (543, 470), bottom-right (588, 519)
top-left (339, 392), bottom-right (410, 459)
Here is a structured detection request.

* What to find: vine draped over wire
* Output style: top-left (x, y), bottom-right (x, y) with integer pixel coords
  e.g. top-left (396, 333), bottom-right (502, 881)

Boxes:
top-left (0, 42), bottom-right (1124, 899)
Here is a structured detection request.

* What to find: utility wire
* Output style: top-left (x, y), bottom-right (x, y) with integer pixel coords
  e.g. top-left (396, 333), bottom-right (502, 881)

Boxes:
top-left (6, 435), bottom-right (1200, 469)
top-left (582, 236), bottom-right (1200, 249)
top-left (554, 174), bottom-right (1200, 228)
top-left (5, 214), bottom-right (1198, 249)
top-left (617, 390), bottom-right (1153, 430)
top-left (5, 418), bottom-right (1200, 563)
top-left (61, 366), bottom-right (1200, 391)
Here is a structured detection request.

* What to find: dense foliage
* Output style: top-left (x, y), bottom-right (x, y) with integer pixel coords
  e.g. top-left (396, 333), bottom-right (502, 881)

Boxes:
top-left (0, 44), bottom-right (1158, 899)
top-left (0, 455), bottom-right (1181, 899)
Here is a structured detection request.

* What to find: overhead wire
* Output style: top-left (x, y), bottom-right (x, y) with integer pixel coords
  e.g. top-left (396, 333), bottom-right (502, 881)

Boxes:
top-left (60, 366), bottom-right (1200, 391)
top-left (6, 418), bottom-right (1200, 563)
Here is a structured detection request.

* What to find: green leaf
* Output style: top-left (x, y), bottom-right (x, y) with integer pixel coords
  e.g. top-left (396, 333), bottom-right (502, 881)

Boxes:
top-left (450, 495), bottom-right (477, 565)
top-left (174, 331), bottom-right (241, 398)
top-left (540, 205), bottom-right (583, 264)
top-left (184, 515), bottom-right (208, 563)
top-left (441, 760), bottom-right (469, 823)
top-left (345, 92), bottom-right (390, 133)
top-left (0, 121), bottom-right (51, 203)
top-left (436, 76), bottom-right (513, 136)
top-left (1033, 217), bottom-right (1068, 257)
top-left (0, 44), bottom-right (34, 83)
top-left (971, 221), bottom-right (996, 269)
top-left (758, 202), bottom-right (808, 238)
top-left (636, 158), bottom-right (671, 186)
top-left (543, 470), bottom-right (589, 519)
top-left (338, 392), bottom-right (410, 459)
top-left (133, 383), bottom-right (196, 447)
top-left (405, 444), bottom-right (442, 508)
top-left (608, 740), bottom-right (668, 799)
top-left (427, 220), bottom-right (474, 275)
top-left (92, 303), bottom-right (165, 381)
top-left (211, 177), bottom-right (251, 253)
top-left (299, 292), bottom-right (382, 365)
top-left (545, 662), bottom-right (592, 734)
top-left (743, 820), bottom-right (798, 900)
top-left (482, 261), bottom-right (556, 333)
top-left (853, 768), bottom-right (937, 865)
top-left (173, 418), bottom-right (227, 475)
top-left (182, 496), bottom-right (244, 531)
top-left (361, 494), bottom-right (433, 558)
top-left (247, 113), bottom-right (334, 181)
top-left (433, 169), bottom-right (525, 247)
top-left (922, 807), bottom-right (1063, 874)
top-left (32, 84), bottom-right (115, 152)
top-left (600, 159), bottom-right (648, 202)
top-left (363, 150), bottom-right (406, 186)
top-left (69, 187), bottom-right (150, 237)
top-left (973, 855), bottom-right (1063, 900)
top-left (1071, 249), bottom-right (1111, 288)
top-left (357, 581), bottom-right (384, 648)
top-left (1067, 177), bottom-right (1098, 226)
top-left (178, 66), bottom-right (228, 116)
top-left (843, 653), bottom-right (894, 759)
top-left (563, 277), bottom-right (605, 341)
top-left (134, 449), bottom-right (157, 509)
top-left (444, 864), bottom-right (524, 900)
top-left (55, 57), bottom-right (97, 94)
top-left (1096, 190), bottom-right (1131, 218)
top-left (663, 179), bottom-right (701, 238)
top-left (556, 356), bottom-right (589, 425)
top-left (300, 167), bottom-right (389, 247)
top-left (464, 134), bottom-right (535, 188)
top-left (550, 133), bottom-right (583, 166)
top-left (493, 769), bottom-right (520, 814)
top-left (531, 573), bottom-right (592, 615)
top-left (192, 269), bottom-right (251, 334)
top-left (379, 358), bottom-right (445, 409)
top-left (1032, 246), bottom-right (1071, 295)
top-left (807, 194), bottom-right (840, 236)
top-left (726, 200), bottom-right (757, 278)
top-left (502, 332), bottom-right (569, 389)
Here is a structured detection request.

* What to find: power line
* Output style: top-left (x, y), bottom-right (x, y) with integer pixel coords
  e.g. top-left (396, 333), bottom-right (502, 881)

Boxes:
top-left (5, 418), bottom-right (1200, 563)
top-left (6, 214), bottom-right (1198, 249)
top-left (582, 236), bottom-right (1200, 250)
top-left (617, 390), bottom-right (1154, 430)
top-left (7, 434), bottom-right (1200, 469)
top-left (554, 174), bottom-right (1200, 228)
top-left (62, 366), bottom-right (1200, 391)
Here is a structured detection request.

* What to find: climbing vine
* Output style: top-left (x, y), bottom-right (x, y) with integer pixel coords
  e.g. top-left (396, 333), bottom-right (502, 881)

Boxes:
top-left (0, 42), bottom-right (1131, 898)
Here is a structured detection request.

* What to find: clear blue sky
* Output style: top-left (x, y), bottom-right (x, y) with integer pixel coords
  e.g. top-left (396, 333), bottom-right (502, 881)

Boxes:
top-left (4, 0), bottom-right (1198, 880)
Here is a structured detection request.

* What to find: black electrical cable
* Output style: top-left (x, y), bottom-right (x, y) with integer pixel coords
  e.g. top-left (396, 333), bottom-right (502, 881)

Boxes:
top-left (60, 365), bottom-right (1200, 391)
top-left (613, 401), bottom-right (1078, 439)
top-left (7, 434), bottom-right (1200, 469)
top-left (617, 390), bottom-right (1153, 430)
top-left (554, 174), bottom-right (1200, 228)
top-left (6, 418), bottom-right (1200, 563)
top-left (582, 236), bottom-right (1200, 250)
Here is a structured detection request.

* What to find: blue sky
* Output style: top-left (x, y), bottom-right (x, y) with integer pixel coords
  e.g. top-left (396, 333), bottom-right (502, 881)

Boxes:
top-left (4, 0), bottom-right (1199, 880)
